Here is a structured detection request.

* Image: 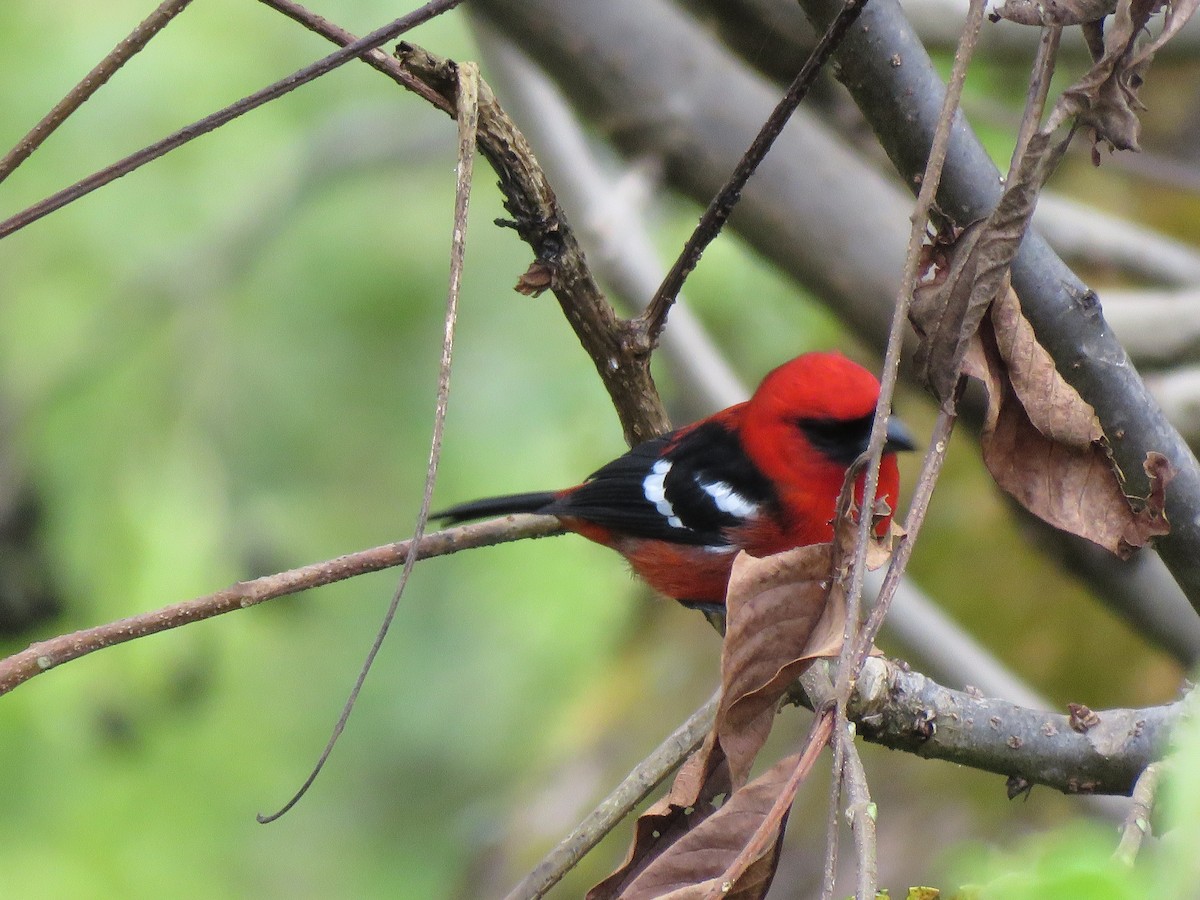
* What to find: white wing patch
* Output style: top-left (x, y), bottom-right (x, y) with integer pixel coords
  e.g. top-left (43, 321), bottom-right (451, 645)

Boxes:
top-left (697, 478), bottom-right (759, 520)
top-left (643, 459), bottom-right (685, 529)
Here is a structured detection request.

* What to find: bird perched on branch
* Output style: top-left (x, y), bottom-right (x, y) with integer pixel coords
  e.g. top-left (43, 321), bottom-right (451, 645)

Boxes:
top-left (436, 352), bottom-right (913, 612)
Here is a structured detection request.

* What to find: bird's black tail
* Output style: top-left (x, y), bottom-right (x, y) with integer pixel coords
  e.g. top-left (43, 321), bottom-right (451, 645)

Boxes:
top-left (433, 491), bottom-right (559, 524)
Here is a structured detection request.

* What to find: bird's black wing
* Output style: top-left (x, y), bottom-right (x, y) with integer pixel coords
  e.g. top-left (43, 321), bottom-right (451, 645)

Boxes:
top-left (542, 421), bottom-right (778, 546)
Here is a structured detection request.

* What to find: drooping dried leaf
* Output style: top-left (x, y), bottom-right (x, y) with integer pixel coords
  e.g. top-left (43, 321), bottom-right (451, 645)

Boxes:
top-left (1039, 0), bottom-right (1199, 155)
top-left (1057, 0), bottom-right (1150, 152)
top-left (613, 766), bottom-right (789, 900)
top-left (586, 733), bottom-right (732, 900)
top-left (910, 218), bottom-right (991, 410)
top-left (1130, 0), bottom-right (1200, 67)
top-left (592, 538), bottom-right (864, 897)
top-left (616, 715), bottom-right (833, 900)
top-left (964, 289), bottom-right (1172, 557)
top-left (987, 286), bottom-right (1102, 447)
top-left (1123, 451), bottom-right (1174, 553)
top-left (514, 259), bottom-right (554, 296)
top-left (910, 127), bottom-right (1070, 409)
top-left (716, 545), bottom-right (838, 788)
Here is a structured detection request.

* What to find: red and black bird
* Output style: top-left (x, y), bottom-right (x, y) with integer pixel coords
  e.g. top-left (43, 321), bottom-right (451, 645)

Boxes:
top-left (436, 352), bottom-right (913, 612)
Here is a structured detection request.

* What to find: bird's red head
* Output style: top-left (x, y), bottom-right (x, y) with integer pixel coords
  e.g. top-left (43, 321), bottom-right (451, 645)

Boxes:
top-left (738, 352), bottom-right (904, 547)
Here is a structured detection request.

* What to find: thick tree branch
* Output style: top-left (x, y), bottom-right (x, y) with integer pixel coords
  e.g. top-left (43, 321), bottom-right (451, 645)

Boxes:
top-left (812, 656), bottom-right (1178, 796)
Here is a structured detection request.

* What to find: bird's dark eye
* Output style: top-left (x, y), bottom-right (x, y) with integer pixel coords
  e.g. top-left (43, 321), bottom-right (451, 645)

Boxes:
top-left (796, 414), bottom-right (874, 465)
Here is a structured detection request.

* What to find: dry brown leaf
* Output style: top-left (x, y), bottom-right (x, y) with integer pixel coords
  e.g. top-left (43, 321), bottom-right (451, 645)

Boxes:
top-left (988, 287), bottom-right (1102, 447)
top-left (715, 501), bottom-right (895, 787)
top-left (586, 733), bottom-right (732, 900)
top-left (1122, 451), bottom-right (1174, 553)
top-left (716, 545), bottom-right (839, 788)
top-left (911, 129), bottom-right (1070, 409)
top-left (615, 715), bottom-right (832, 900)
top-left (910, 218), bottom-right (991, 410)
top-left (1038, 0), bottom-right (1199, 155)
top-left (594, 510), bottom-right (894, 897)
top-left (592, 539), bottom-right (858, 897)
top-left (615, 757), bottom-right (794, 900)
top-left (964, 289), bottom-right (1172, 557)
top-left (992, 0), bottom-right (1198, 115)
top-left (513, 259), bottom-right (554, 296)
top-left (1059, 0), bottom-right (1152, 152)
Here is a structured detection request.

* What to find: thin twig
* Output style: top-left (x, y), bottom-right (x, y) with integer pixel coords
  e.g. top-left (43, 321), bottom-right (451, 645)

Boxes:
top-left (254, 0), bottom-right (449, 111)
top-left (0, 0), bottom-right (464, 240)
top-left (822, 0), bottom-right (987, 891)
top-left (819, 731), bottom-right (843, 900)
top-left (637, 0), bottom-right (869, 345)
top-left (841, 734), bottom-right (878, 900)
top-left (835, 0), bottom-right (986, 700)
top-left (257, 62), bottom-right (479, 823)
top-left (0, 0), bottom-right (195, 184)
top-left (0, 515), bottom-right (565, 699)
top-left (853, 405), bottom-right (957, 668)
top-left (1112, 760), bottom-right (1163, 865)
top-left (503, 689), bottom-right (721, 900)
top-left (1009, 25), bottom-right (1063, 174)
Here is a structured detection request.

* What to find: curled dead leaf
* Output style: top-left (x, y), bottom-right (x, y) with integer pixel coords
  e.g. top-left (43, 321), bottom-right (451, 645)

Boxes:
top-left (1119, 451), bottom-right (1174, 555)
top-left (910, 127), bottom-right (1071, 408)
top-left (1052, 0), bottom-right (1198, 155)
top-left (585, 732), bottom-right (732, 900)
top-left (612, 755), bottom-right (794, 900)
top-left (910, 218), bottom-right (989, 410)
top-left (514, 259), bottom-right (554, 296)
top-left (718, 545), bottom-right (839, 787)
top-left (986, 288), bottom-right (1102, 448)
top-left (591, 531), bottom-right (872, 896)
top-left (964, 288), bottom-right (1172, 558)
top-left (611, 715), bottom-right (833, 900)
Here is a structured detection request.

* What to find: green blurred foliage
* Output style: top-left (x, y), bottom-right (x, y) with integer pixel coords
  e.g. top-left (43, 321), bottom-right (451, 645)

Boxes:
top-left (945, 824), bottom-right (1145, 899)
top-left (940, 706), bottom-right (1200, 898)
top-left (0, 3), bottom-right (1194, 898)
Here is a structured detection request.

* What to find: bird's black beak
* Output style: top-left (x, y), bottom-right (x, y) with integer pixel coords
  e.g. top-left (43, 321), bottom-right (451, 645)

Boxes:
top-left (884, 416), bottom-right (916, 453)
